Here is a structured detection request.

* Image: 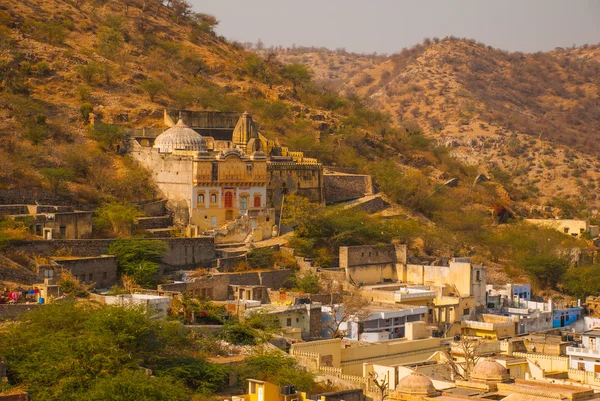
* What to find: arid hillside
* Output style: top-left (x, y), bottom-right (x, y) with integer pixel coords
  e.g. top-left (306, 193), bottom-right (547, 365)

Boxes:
top-left (266, 40), bottom-right (600, 211)
top-left (0, 0), bottom-right (356, 205)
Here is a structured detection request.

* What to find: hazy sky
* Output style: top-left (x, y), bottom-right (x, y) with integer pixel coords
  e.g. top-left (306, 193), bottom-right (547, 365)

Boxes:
top-left (191, 0), bottom-right (600, 54)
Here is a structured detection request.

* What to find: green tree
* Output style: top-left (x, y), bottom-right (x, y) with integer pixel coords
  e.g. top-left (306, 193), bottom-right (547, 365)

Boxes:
top-left (288, 270), bottom-right (320, 294)
top-left (86, 370), bottom-right (191, 401)
top-left (564, 265), bottom-right (600, 299)
top-left (0, 302), bottom-right (216, 400)
top-left (520, 255), bottom-right (568, 290)
top-left (96, 27), bottom-right (124, 59)
top-left (246, 246), bottom-right (275, 269)
top-left (41, 167), bottom-right (74, 194)
top-left (281, 194), bottom-right (321, 236)
top-left (94, 202), bottom-right (141, 237)
top-left (153, 357), bottom-right (228, 396)
top-left (139, 79), bottom-right (166, 101)
top-left (237, 351), bottom-right (316, 392)
top-left (89, 123), bottom-right (128, 152)
top-left (281, 63), bottom-right (312, 89)
top-left (108, 238), bottom-right (168, 287)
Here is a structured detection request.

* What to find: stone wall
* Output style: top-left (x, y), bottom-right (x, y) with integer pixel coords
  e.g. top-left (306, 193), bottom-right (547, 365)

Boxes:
top-left (158, 269), bottom-right (295, 298)
top-left (137, 199), bottom-right (167, 217)
top-left (267, 163), bottom-right (324, 210)
top-left (259, 269), bottom-right (295, 289)
top-left (349, 195), bottom-right (390, 214)
top-left (0, 189), bottom-right (75, 207)
top-left (216, 255), bottom-right (246, 272)
top-left (340, 244), bottom-right (401, 268)
top-left (53, 256), bottom-right (118, 288)
top-left (0, 304), bottom-right (41, 320)
top-left (136, 215), bottom-right (173, 229)
top-left (158, 274), bottom-right (229, 300)
top-left (323, 174), bottom-right (372, 204)
top-left (9, 237), bottom-right (216, 269)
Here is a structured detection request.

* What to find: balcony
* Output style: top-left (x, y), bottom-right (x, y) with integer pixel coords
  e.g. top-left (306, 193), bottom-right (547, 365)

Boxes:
top-left (567, 346), bottom-right (600, 358)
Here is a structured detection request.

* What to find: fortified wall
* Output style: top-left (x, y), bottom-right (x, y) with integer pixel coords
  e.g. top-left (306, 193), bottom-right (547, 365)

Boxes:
top-left (9, 237), bottom-right (216, 269)
top-left (323, 172), bottom-right (373, 204)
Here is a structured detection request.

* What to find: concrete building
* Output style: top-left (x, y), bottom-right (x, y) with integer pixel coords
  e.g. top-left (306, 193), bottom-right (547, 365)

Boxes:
top-left (51, 255), bottom-right (118, 288)
top-left (567, 328), bottom-right (600, 376)
top-left (339, 245), bottom-right (487, 309)
top-left (130, 110), bottom-right (323, 241)
top-left (526, 218), bottom-right (599, 239)
top-left (103, 294), bottom-right (171, 318)
top-left (249, 304), bottom-right (322, 341)
top-left (321, 304), bottom-right (427, 341)
top-left (290, 322), bottom-right (441, 376)
top-left (486, 283), bottom-right (531, 309)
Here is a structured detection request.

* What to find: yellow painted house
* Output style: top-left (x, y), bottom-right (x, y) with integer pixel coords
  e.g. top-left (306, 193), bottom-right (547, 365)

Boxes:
top-left (232, 379), bottom-right (308, 401)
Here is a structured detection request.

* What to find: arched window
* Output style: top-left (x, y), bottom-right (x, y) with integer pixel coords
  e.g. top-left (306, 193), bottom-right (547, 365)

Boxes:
top-left (224, 192), bottom-right (234, 208)
top-left (210, 194), bottom-right (217, 204)
top-left (253, 195), bottom-right (261, 208)
top-left (197, 193), bottom-right (205, 206)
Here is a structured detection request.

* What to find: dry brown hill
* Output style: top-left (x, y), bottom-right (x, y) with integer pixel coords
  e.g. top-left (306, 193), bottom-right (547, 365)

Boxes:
top-left (267, 40), bottom-right (600, 211)
top-left (0, 0), bottom-right (348, 205)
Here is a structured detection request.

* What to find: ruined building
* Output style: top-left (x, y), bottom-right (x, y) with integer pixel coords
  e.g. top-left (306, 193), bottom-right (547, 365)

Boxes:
top-left (131, 110), bottom-right (323, 239)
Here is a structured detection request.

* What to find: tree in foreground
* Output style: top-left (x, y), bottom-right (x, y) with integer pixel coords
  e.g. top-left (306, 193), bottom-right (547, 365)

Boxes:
top-left (0, 302), bottom-right (229, 400)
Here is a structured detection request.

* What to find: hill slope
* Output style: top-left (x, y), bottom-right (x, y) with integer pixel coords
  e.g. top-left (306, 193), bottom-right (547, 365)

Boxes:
top-left (266, 40), bottom-right (600, 211)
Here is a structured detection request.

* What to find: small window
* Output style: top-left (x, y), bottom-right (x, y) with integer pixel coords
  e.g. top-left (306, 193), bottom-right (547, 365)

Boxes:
top-left (463, 308), bottom-right (470, 316)
top-left (296, 318), bottom-right (300, 323)
top-left (476, 271), bottom-right (481, 281)
top-left (210, 194), bottom-right (217, 203)
top-left (197, 193), bottom-right (205, 205)
top-left (103, 272), bottom-right (108, 279)
top-left (286, 318), bottom-right (292, 326)
top-left (59, 225), bottom-right (67, 238)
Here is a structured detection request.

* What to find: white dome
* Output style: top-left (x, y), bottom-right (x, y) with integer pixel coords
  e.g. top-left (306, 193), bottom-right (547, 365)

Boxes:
top-left (154, 119), bottom-right (206, 153)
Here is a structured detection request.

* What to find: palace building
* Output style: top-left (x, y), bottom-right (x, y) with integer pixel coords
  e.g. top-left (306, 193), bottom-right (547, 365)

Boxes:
top-left (130, 110), bottom-right (323, 241)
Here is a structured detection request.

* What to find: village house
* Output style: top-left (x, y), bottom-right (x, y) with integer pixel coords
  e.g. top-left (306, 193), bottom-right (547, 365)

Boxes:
top-left (525, 218), bottom-right (599, 239)
top-left (567, 328), bottom-right (600, 377)
top-left (0, 204), bottom-right (92, 240)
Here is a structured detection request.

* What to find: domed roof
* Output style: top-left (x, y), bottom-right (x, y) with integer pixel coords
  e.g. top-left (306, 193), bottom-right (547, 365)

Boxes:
top-left (471, 358), bottom-right (509, 383)
top-left (397, 372), bottom-right (436, 396)
top-left (154, 119), bottom-right (206, 153)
